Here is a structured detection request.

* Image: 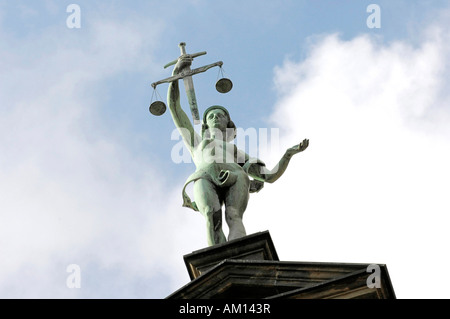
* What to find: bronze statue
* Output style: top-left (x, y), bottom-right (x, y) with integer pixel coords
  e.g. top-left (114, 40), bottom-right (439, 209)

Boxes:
top-left (152, 43), bottom-right (309, 246)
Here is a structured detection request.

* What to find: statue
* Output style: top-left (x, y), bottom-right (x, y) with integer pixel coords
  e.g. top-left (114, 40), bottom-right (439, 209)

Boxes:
top-left (151, 43), bottom-right (309, 246)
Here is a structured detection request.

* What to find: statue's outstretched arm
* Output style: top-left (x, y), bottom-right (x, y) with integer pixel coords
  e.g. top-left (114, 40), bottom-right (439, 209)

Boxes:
top-left (167, 59), bottom-right (200, 151)
top-left (248, 139), bottom-right (309, 184)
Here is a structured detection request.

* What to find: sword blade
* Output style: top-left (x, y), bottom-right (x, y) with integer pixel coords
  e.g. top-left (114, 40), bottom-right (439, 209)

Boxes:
top-left (182, 75), bottom-right (201, 125)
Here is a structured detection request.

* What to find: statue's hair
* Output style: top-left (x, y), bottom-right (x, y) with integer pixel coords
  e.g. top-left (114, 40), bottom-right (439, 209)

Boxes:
top-left (201, 105), bottom-right (237, 142)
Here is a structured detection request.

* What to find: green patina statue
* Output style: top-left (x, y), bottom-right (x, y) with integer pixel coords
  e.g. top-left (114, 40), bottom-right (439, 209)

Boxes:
top-left (167, 56), bottom-right (309, 246)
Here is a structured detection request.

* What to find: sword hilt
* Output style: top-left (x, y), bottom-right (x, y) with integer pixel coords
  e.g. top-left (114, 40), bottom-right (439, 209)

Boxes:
top-left (163, 42), bottom-right (207, 69)
top-left (179, 42), bottom-right (187, 55)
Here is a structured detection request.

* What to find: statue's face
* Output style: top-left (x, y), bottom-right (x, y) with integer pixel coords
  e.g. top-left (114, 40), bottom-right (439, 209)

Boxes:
top-left (206, 109), bottom-right (228, 131)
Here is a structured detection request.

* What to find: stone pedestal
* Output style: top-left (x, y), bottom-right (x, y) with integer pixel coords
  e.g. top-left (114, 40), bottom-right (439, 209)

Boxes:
top-left (167, 231), bottom-right (396, 299)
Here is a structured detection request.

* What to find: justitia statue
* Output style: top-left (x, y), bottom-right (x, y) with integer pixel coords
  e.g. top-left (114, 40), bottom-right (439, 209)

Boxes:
top-left (151, 43), bottom-right (309, 246)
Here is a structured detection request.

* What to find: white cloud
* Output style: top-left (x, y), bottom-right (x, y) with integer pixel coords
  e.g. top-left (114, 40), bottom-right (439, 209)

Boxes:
top-left (244, 17), bottom-right (450, 298)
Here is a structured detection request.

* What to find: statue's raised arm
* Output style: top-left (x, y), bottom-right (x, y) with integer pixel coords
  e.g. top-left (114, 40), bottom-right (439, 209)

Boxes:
top-left (167, 57), bottom-right (201, 153)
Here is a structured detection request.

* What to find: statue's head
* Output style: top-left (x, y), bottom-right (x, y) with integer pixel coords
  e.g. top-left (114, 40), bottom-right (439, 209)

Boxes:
top-left (202, 105), bottom-right (236, 142)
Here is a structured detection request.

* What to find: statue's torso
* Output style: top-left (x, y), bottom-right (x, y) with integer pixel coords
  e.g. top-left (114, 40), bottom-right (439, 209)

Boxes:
top-left (192, 138), bottom-right (245, 172)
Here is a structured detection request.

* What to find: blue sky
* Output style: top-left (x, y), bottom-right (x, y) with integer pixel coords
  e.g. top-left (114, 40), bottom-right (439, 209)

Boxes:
top-left (1, 0), bottom-right (450, 299)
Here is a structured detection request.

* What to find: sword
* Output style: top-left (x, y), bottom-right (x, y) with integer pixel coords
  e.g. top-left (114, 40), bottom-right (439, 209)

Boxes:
top-left (178, 42), bottom-right (200, 124)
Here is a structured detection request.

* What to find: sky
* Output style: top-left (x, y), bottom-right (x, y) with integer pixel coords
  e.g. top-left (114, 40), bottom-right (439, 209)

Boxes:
top-left (0, 0), bottom-right (449, 299)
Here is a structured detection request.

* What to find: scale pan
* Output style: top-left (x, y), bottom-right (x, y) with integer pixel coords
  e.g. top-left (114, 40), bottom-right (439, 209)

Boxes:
top-left (216, 78), bottom-right (233, 94)
top-left (149, 101), bottom-right (167, 116)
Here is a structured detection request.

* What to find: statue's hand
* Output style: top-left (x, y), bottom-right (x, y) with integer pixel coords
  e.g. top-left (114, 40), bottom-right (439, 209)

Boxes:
top-left (285, 139), bottom-right (309, 159)
top-left (173, 56), bottom-right (193, 76)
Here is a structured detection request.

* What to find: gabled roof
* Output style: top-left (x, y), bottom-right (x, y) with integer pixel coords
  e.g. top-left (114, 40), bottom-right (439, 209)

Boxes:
top-left (167, 231), bottom-right (396, 299)
top-left (168, 259), bottom-right (395, 299)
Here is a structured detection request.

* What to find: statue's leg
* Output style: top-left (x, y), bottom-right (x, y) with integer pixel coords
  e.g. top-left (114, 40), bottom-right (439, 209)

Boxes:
top-left (224, 172), bottom-right (250, 241)
top-left (193, 179), bottom-right (226, 246)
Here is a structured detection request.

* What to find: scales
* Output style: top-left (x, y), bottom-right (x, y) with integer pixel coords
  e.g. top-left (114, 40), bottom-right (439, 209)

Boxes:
top-left (149, 42), bottom-right (232, 121)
